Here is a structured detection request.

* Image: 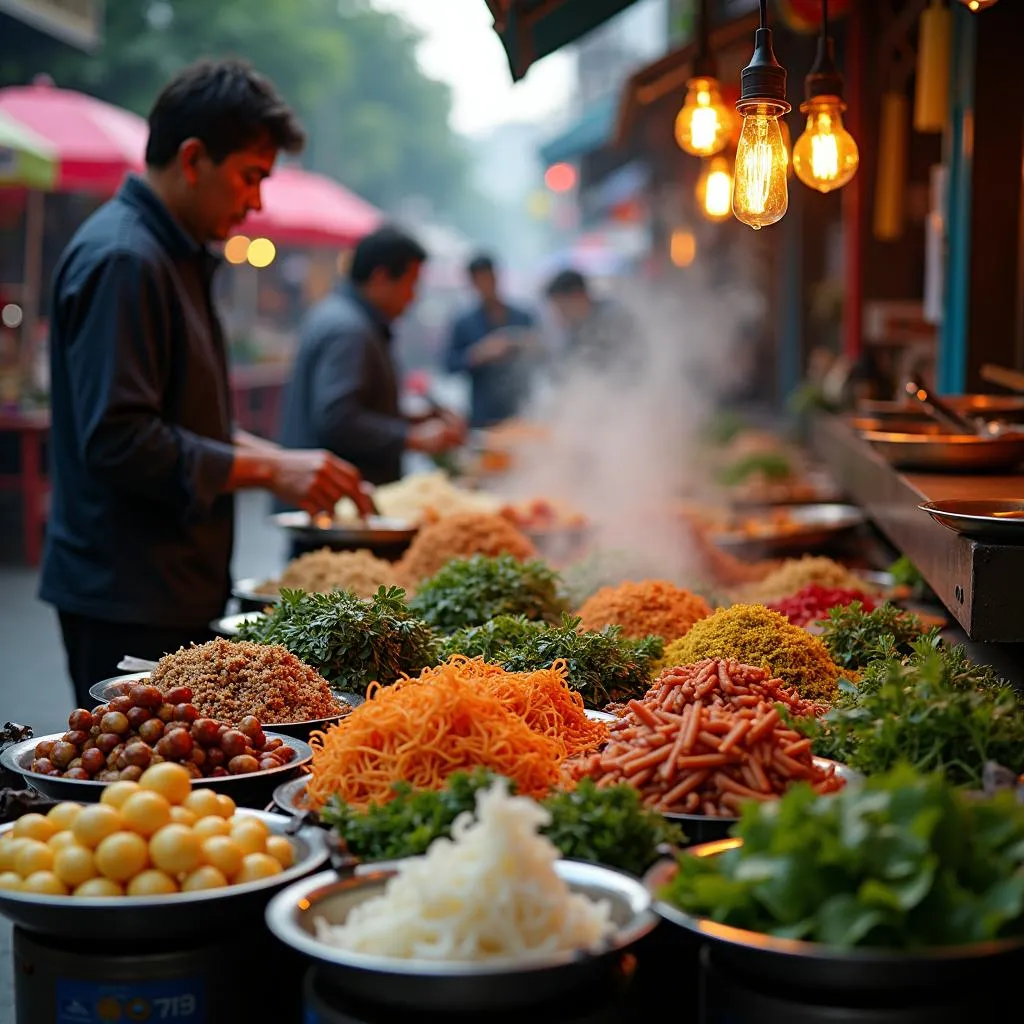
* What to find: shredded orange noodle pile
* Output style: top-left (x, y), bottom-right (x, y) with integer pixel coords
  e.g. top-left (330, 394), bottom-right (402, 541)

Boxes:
top-left (423, 656), bottom-right (608, 759)
top-left (306, 657), bottom-right (606, 811)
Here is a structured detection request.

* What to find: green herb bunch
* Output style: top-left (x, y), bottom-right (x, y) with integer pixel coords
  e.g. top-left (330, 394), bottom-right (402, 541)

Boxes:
top-left (819, 601), bottom-right (932, 672)
top-left (321, 770), bottom-right (683, 877)
top-left (408, 554), bottom-right (568, 633)
top-left (715, 451), bottom-right (793, 487)
top-left (440, 614), bottom-right (664, 707)
top-left (803, 637), bottom-right (1024, 785)
top-left (660, 765), bottom-right (1024, 948)
top-left (238, 586), bottom-right (439, 694)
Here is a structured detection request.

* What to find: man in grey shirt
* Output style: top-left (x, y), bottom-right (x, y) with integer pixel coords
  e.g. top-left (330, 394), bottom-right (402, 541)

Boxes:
top-left (278, 226), bottom-right (463, 492)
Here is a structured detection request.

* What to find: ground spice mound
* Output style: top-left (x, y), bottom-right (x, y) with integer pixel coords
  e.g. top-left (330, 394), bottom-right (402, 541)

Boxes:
top-left (737, 556), bottom-right (873, 605)
top-left (258, 548), bottom-right (400, 599)
top-left (662, 603), bottom-right (839, 702)
top-left (576, 580), bottom-right (712, 641)
top-left (397, 512), bottom-right (536, 588)
top-left (150, 637), bottom-right (345, 724)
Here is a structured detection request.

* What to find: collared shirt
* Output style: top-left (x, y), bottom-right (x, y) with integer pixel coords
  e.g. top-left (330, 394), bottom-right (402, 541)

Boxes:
top-left (40, 175), bottom-right (235, 627)
top-left (277, 283), bottom-right (407, 488)
top-left (445, 301), bottom-right (535, 428)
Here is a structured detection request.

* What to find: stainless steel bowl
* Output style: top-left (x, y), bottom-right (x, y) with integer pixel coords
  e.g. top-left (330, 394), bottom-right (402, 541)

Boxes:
top-left (919, 499), bottom-right (1024, 543)
top-left (2, 731), bottom-right (313, 808)
top-left (860, 430), bottom-right (1024, 472)
top-left (0, 809), bottom-right (326, 941)
top-left (662, 760), bottom-right (862, 847)
top-left (210, 611), bottom-right (265, 637)
top-left (232, 577), bottom-right (281, 608)
top-left (710, 504), bottom-right (866, 558)
top-left (87, 673), bottom-right (356, 740)
top-left (265, 860), bottom-right (657, 1011)
top-left (648, 841), bottom-right (1024, 991)
top-left (270, 511), bottom-right (418, 550)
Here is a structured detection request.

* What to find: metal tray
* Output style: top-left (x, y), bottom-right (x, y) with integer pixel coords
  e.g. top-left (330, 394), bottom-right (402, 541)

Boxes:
top-left (233, 577), bottom-right (281, 607)
top-left (919, 499), bottom-right (1024, 543)
top-left (857, 395), bottom-right (1024, 419)
top-left (270, 511), bottom-right (418, 548)
top-left (860, 430), bottom-right (1024, 472)
top-left (2, 731), bottom-right (313, 808)
top-left (662, 760), bottom-right (861, 846)
top-left (87, 673), bottom-right (352, 741)
top-left (0, 809), bottom-right (325, 941)
top-left (710, 504), bottom-right (866, 558)
top-left (647, 842), bottom-right (1024, 991)
top-left (265, 860), bottom-right (656, 1011)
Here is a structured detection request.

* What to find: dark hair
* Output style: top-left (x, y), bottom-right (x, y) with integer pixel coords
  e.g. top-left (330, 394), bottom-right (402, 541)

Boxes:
top-left (146, 58), bottom-right (305, 168)
top-left (349, 226), bottom-right (428, 284)
top-left (467, 253), bottom-right (495, 277)
top-left (545, 269), bottom-right (588, 298)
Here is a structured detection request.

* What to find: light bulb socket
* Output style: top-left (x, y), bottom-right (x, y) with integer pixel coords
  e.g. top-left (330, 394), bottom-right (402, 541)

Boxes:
top-left (804, 34), bottom-right (844, 101)
top-left (738, 29), bottom-right (790, 111)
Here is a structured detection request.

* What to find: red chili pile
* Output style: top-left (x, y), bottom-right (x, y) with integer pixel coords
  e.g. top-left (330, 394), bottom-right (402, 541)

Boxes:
top-left (767, 584), bottom-right (875, 628)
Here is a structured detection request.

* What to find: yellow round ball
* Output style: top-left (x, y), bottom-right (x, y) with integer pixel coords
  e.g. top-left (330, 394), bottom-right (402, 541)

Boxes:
top-left (126, 870), bottom-right (179, 896)
top-left (53, 845), bottom-right (98, 888)
top-left (234, 853), bottom-right (282, 885)
top-left (265, 836), bottom-right (295, 870)
top-left (149, 825), bottom-right (202, 876)
top-left (182, 789), bottom-right (221, 820)
top-left (14, 813), bottom-right (57, 843)
top-left (14, 839), bottom-right (54, 878)
top-left (181, 866), bottom-right (228, 892)
top-left (199, 836), bottom-right (244, 880)
top-left (120, 790), bottom-right (172, 838)
top-left (22, 871), bottom-right (68, 896)
top-left (139, 763), bottom-right (193, 806)
top-left (73, 877), bottom-right (123, 898)
top-left (169, 807), bottom-right (197, 827)
top-left (100, 781), bottom-right (141, 810)
top-left (229, 819), bottom-right (268, 856)
top-left (0, 838), bottom-right (26, 872)
top-left (94, 832), bottom-right (150, 882)
top-left (214, 794), bottom-right (236, 820)
top-left (0, 871), bottom-right (23, 891)
top-left (192, 816), bottom-right (230, 840)
top-left (47, 802), bottom-right (84, 831)
top-left (48, 830), bottom-right (78, 852)
top-left (72, 805), bottom-right (124, 850)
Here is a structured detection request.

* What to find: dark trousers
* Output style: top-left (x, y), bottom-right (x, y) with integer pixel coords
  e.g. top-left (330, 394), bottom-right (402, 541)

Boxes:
top-left (58, 612), bottom-right (215, 711)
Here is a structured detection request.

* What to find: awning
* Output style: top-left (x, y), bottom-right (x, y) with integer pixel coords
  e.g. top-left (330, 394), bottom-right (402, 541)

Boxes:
top-left (614, 11), bottom-right (760, 146)
top-left (486, 0), bottom-right (642, 82)
top-left (539, 93), bottom-right (618, 167)
top-left (0, 109), bottom-right (57, 190)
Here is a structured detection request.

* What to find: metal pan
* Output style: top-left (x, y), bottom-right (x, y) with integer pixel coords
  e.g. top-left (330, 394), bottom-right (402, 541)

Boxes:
top-left (860, 430), bottom-right (1024, 472)
top-left (270, 511), bottom-right (418, 549)
top-left (662, 760), bottom-right (862, 846)
top-left (919, 499), bottom-right (1024, 543)
top-left (0, 809), bottom-right (325, 941)
top-left (87, 674), bottom-right (356, 741)
top-left (211, 611), bottom-right (265, 637)
top-left (710, 504), bottom-right (866, 558)
top-left (2, 731), bottom-right (313, 808)
top-left (265, 860), bottom-right (656, 1011)
top-left (647, 842), bottom-right (1024, 991)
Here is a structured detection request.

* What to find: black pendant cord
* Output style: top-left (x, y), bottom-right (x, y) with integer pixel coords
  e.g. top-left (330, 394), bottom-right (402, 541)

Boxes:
top-left (759, 0), bottom-right (767, 28)
top-left (821, 0), bottom-right (829, 40)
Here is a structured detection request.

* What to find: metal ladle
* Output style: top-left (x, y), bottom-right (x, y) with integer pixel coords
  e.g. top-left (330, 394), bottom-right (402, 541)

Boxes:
top-left (904, 382), bottom-right (1007, 437)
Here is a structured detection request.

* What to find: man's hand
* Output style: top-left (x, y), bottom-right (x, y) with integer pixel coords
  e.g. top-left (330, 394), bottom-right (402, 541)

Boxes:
top-left (407, 419), bottom-right (463, 455)
top-left (266, 449), bottom-right (373, 517)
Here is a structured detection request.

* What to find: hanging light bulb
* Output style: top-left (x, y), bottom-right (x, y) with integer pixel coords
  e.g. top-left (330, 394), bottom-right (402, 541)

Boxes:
top-left (792, 0), bottom-right (859, 194)
top-left (959, 0), bottom-right (998, 9)
top-left (732, 3), bottom-right (791, 230)
top-left (696, 155), bottom-right (734, 222)
top-left (674, 0), bottom-right (732, 156)
top-left (676, 77), bottom-right (733, 156)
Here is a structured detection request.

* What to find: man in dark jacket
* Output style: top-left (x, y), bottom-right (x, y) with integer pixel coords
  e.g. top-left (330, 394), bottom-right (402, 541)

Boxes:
top-left (41, 59), bottom-right (372, 707)
top-left (278, 227), bottom-right (463, 489)
top-left (445, 253), bottom-right (536, 428)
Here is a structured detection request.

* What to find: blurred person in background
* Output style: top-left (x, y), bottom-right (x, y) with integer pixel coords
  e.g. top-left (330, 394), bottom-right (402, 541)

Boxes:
top-left (278, 226), bottom-right (464, 497)
top-left (41, 59), bottom-right (373, 708)
top-left (445, 253), bottom-right (537, 429)
top-left (544, 268), bottom-right (639, 374)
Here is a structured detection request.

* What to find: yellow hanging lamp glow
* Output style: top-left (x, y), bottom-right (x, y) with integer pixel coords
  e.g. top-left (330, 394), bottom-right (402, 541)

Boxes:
top-left (792, 0), bottom-right (860, 194)
top-left (674, 0), bottom-right (733, 157)
top-left (959, 0), bottom-right (997, 10)
top-left (696, 155), bottom-right (734, 222)
top-left (732, 0), bottom-right (791, 229)
top-left (915, 0), bottom-right (952, 133)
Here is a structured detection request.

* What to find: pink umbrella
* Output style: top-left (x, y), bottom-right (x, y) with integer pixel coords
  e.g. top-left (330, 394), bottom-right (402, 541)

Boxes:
top-left (0, 76), bottom-right (146, 195)
top-left (244, 166), bottom-right (382, 247)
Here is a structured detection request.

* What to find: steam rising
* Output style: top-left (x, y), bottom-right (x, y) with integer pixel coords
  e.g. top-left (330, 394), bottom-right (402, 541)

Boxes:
top-left (498, 264), bottom-right (765, 586)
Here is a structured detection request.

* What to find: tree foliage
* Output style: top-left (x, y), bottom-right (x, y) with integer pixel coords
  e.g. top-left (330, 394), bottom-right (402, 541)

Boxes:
top-left (0, 0), bottom-right (471, 217)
